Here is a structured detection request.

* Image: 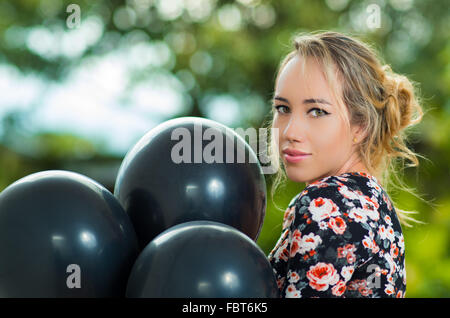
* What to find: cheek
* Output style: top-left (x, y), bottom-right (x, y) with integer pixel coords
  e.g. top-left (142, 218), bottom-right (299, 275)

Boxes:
top-left (310, 120), bottom-right (348, 152)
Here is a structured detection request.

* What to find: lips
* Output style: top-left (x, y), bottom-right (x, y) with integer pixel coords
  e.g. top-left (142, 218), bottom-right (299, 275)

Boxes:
top-left (282, 148), bottom-right (311, 156)
top-left (282, 148), bottom-right (311, 163)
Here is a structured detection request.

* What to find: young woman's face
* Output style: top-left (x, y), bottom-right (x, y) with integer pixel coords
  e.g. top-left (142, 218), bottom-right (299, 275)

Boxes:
top-left (272, 55), bottom-right (363, 184)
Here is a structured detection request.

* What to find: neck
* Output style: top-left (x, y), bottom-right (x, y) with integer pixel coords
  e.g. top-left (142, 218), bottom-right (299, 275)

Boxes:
top-left (305, 160), bottom-right (371, 186)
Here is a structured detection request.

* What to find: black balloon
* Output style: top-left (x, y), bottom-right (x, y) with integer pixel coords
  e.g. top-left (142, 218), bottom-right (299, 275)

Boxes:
top-left (0, 170), bottom-right (140, 297)
top-left (126, 221), bottom-right (279, 298)
top-left (114, 117), bottom-right (267, 249)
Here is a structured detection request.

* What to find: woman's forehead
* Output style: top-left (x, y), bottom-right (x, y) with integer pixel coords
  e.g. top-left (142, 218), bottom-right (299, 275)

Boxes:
top-left (275, 56), bottom-right (341, 105)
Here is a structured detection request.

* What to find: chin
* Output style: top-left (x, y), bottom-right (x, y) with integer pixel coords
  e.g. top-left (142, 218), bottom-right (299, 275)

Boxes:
top-left (285, 170), bottom-right (312, 184)
top-left (286, 167), bottom-right (330, 185)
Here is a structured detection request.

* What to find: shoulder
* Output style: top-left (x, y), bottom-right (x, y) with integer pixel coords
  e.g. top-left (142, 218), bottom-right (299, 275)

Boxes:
top-left (293, 172), bottom-right (386, 213)
top-left (288, 172), bottom-right (388, 246)
top-left (288, 171), bottom-right (403, 244)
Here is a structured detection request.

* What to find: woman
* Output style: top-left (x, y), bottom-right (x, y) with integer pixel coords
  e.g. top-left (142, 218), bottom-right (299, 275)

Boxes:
top-left (267, 31), bottom-right (424, 298)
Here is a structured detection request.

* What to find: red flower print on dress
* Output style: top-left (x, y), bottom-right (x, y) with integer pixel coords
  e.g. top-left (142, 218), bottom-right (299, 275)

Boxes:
top-left (331, 281), bottom-right (347, 296)
top-left (362, 235), bottom-right (380, 254)
top-left (347, 280), bottom-right (359, 291)
top-left (328, 216), bottom-right (347, 235)
top-left (379, 225), bottom-right (395, 242)
top-left (276, 277), bottom-right (285, 290)
top-left (390, 243), bottom-right (399, 258)
top-left (289, 229), bottom-right (302, 256)
top-left (359, 284), bottom-right (373, 296)
top-left (309, 177), bottom-right (332, 188)
top-left (378, 225), bottom-right (387, 240)
top-left (340, 266), bottom-right (355, 282)
top-left (398, 234), bottom-right (405, 255)
top-left (348, 207), bottom-right (368, 223)
top-left (386, 226), bottom-right (395, 242)
top-left (347, 280), bottom-right (372, 296)
top-left (319, 221), bottom-right (328, 230)
top-left (384, 283), bottom-right (395, 296)
top-left (288, 270), bottom-right (300, 284)
top-left (384, 215), bottom-right (392, 226)
top-left (268, 229), bottom-right (289, 262)
top-left (387, 274), bottom-right (394, 285)
top-left (335, 176), bottom-right (349, 183)
top-left (361, 201), bottom-right (380, 221)
top-left (283, 206), bottom-right (295, 229)
top-left (337, 244), bottom-right (357, 264)
top-left (384, 253), bottom-right (397, 275)
top-left (382, 193), bottom-right (393, 210)
top-left (273, 238), bottom-right (289, 262)
top-left (337, 185), bottom-right (360, 201)
top-left (285, 284), bottom-right (301, 298)
top-left (291, 231), bottom-right (322, 257)
top-left (308, 197), bottom-right (340, 223)
top-left (366, 179), bottom-right (381, 194)
top-left (306, 262), bottom-right (339, 291)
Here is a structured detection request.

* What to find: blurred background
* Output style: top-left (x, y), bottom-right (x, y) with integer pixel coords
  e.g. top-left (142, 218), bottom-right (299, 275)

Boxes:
top-left (0, 0), bottom-right (448, 297)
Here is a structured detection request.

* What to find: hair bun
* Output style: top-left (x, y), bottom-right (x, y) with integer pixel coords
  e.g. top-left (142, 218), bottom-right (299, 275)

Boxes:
top-left (381, 66), bottom-right (421, 131)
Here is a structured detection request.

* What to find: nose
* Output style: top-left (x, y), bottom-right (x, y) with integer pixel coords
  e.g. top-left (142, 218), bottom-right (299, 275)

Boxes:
top-left (283, 116), bottom-right (306, 143)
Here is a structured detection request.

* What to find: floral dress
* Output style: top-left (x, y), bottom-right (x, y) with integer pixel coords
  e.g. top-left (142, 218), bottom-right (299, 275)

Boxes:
top-left (268, 172), bottom-right (406, 298)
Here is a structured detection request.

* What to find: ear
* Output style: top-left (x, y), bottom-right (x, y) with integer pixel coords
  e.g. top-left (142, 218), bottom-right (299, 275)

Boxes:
top-left (351, 123), bottom-right (367, 143)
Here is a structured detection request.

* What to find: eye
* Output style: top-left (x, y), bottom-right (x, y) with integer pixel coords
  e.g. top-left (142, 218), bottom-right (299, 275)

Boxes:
top-left (309, 107), bottom-right (329, 117)
top-left (274, 105), bottom-right (290, 114)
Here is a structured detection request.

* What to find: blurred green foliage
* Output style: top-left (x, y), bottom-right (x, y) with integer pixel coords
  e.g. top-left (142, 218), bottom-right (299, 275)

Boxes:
top-left (0, 0), bottom-right (449, 297)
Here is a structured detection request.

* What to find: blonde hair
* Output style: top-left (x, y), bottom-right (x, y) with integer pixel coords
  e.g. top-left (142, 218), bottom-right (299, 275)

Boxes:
top-left (265, 30), bottom-right (428, 227)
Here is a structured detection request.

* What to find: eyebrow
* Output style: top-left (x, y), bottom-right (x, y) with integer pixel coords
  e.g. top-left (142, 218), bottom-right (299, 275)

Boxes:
top-left (273, 96), bottom-right (332, 106)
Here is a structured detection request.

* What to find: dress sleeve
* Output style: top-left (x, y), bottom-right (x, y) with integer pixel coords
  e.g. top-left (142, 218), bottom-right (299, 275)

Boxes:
top-left (282, 185), bottom-right (373, 298)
